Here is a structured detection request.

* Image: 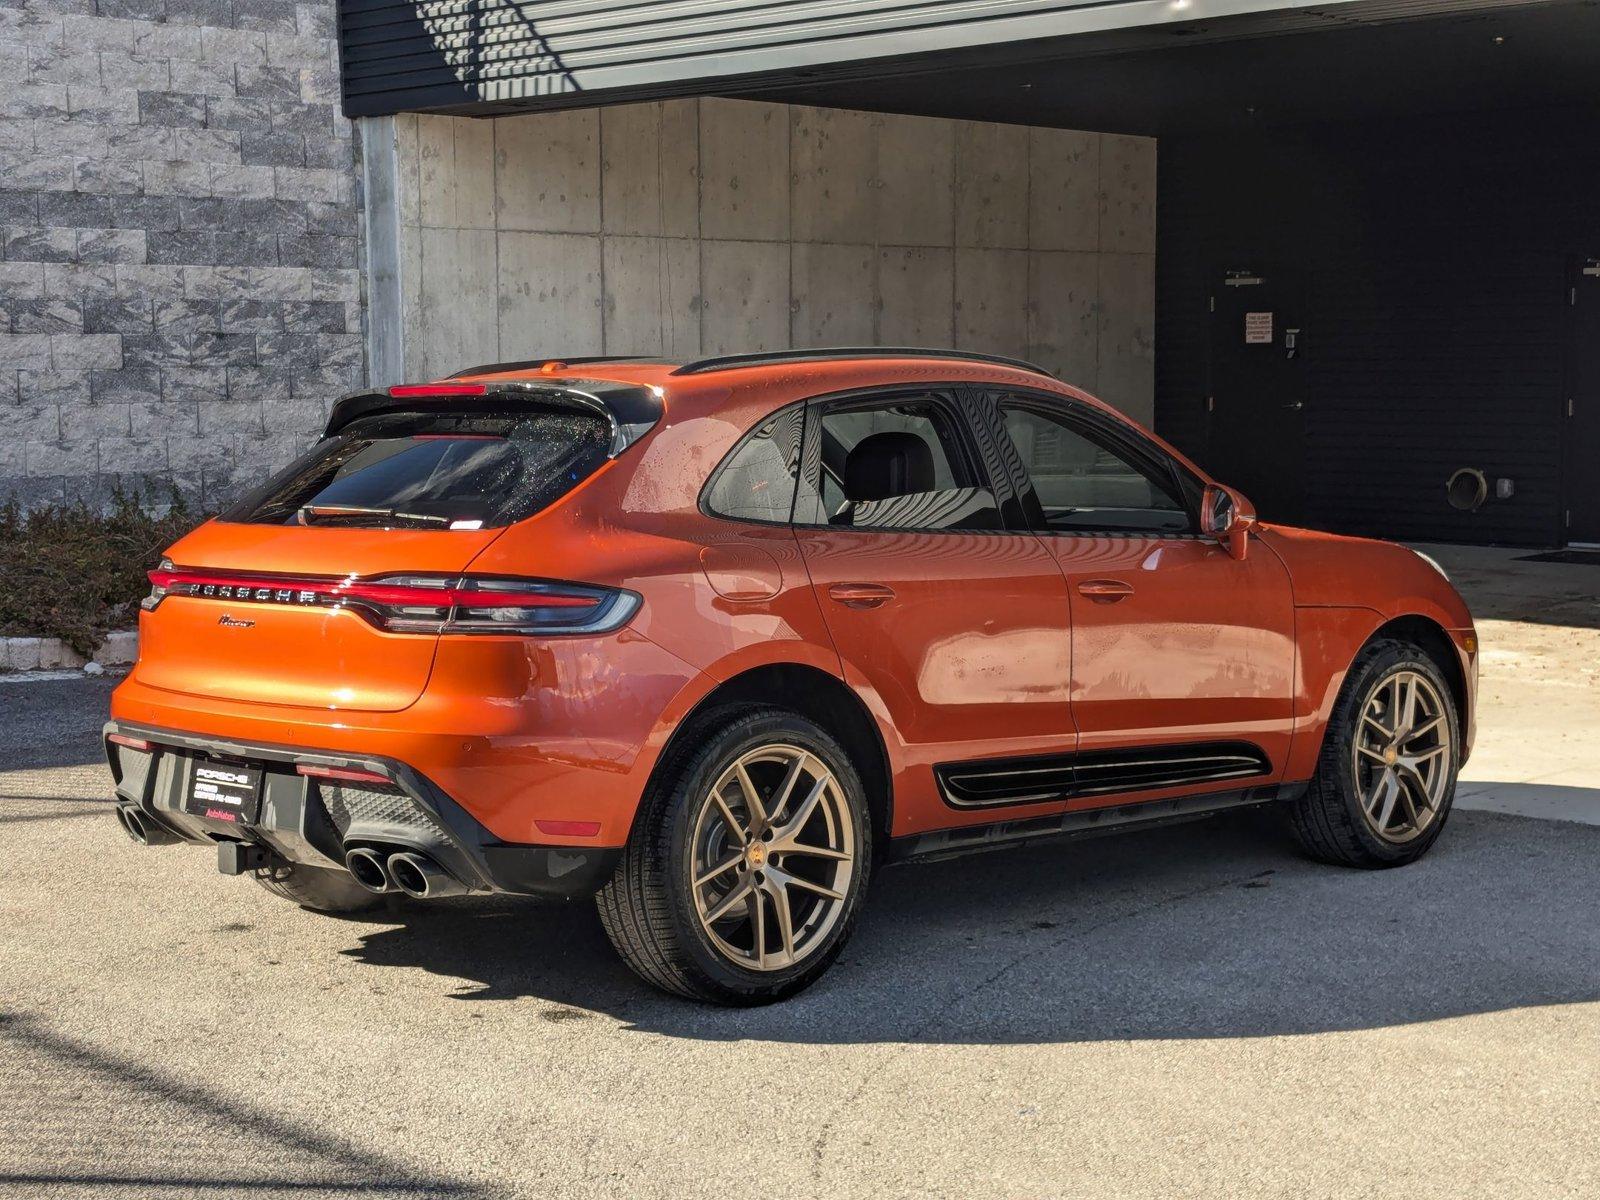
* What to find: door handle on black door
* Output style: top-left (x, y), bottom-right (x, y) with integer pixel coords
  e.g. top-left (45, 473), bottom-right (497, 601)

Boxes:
top-left (828, 583), bottom-right (896, 609)
top-left (1077, 579), bottom-right (1134, 602)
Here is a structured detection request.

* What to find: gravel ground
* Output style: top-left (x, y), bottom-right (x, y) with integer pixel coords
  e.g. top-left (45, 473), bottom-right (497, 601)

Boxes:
top-left (3, 675), bottom-right (1599, 1199)
top-left (3, 546), bottom-right (1598, 1199)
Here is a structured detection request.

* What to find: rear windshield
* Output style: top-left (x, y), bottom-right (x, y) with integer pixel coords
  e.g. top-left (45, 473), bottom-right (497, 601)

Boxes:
top-left (223, 408), bottom-right (611, 529)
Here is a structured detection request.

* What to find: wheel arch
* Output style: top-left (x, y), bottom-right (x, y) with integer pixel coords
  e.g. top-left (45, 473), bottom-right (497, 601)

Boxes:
top-left (1367, 614), bottom-right (1469, 740)
top-left (1286, 606), bottom-right (1471, 782)
top-left (639, 662), bottom-right (894, 852)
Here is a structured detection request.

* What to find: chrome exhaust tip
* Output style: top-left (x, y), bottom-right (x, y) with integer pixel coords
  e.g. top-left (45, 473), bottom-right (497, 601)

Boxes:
top-left (385, 852), bottom-right (467, 900)
top-left (344, 846), bottom-right (393, 893)
top-left (116, 803), bottom-right (179, 846)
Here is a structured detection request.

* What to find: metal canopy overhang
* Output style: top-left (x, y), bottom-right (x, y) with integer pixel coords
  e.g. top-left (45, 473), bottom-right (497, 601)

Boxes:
top-left (337, 0), bottom-right (1558, 119)
top-left (729, 0), bottom-right (1600, 136)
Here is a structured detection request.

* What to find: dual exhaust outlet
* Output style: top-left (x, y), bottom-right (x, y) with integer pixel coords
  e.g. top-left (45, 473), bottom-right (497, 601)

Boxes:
top-left (114, 801), bottom-right (465, 899)
top-left (344, 846), bottom-right (466, 900)
top-left (115, 803), bottom-right (180, 846)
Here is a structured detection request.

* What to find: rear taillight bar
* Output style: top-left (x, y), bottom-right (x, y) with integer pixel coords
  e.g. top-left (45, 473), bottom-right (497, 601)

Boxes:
top-left (143, 562), bottom-right (640, 637)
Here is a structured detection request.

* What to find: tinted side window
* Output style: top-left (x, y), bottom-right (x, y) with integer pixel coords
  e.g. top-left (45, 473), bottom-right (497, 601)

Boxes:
top-left (1000, 403), bottom-right (1191, 533)
top-left (704, 406), bottom-right (805, 524)
top-left (815, 396), bottom-right (999, 531)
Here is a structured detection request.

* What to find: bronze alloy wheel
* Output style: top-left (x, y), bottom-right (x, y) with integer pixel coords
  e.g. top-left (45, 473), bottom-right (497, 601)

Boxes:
top-left (689, 744), bottom-right (857, 972)
top-left (1351, 668), bottom-right (1453, 844)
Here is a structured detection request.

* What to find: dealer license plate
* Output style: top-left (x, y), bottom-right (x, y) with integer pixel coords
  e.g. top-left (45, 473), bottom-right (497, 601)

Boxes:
top-left (184, 758), bottom-right (263, 825)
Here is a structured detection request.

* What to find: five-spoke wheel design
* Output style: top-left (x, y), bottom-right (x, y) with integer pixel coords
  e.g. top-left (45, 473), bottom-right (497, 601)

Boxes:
top-left (689, 744), bottom-right (856, 972)
top-left (1352, 668), bottom-right (1452, 844)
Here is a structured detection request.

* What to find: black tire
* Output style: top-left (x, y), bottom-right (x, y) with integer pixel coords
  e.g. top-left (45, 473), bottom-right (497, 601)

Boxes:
top-left (254, 862), bottom-right (386, 914)
top-left (1285, 637), bottom-right (1460, 868)
top-left (597, 707), bottom-right (873, 1004)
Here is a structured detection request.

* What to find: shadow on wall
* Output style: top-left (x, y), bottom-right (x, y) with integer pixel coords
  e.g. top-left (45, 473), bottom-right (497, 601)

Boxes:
top-left (340, 806), bottom-right (1600, 1046)
top-left (381, 0), bottom-right (583, 105)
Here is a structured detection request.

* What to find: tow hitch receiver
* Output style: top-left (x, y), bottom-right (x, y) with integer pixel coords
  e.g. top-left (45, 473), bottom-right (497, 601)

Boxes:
top-left (217, 841), bottom-right (273, 875)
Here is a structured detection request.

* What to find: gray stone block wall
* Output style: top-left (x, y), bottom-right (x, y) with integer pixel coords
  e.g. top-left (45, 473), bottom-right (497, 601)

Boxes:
top-left (0, 0), bottom-right (363, 509)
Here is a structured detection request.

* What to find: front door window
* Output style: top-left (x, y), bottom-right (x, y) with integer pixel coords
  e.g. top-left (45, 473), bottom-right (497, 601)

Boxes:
top-left (998, 402), bottom-right (1192, 534)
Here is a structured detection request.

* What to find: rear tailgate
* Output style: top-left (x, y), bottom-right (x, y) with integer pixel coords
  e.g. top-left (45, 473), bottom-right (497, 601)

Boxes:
top-left (135, 520), bottom-right (503, 712)
top-left (132, 393), bottom-right (620, 713)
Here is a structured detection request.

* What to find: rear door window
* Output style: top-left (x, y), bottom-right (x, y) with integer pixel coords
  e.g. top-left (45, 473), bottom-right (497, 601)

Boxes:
top-left (223, 408), bottom-right (611, 529)
top-left (809, 394), bottom-right (1001, 531)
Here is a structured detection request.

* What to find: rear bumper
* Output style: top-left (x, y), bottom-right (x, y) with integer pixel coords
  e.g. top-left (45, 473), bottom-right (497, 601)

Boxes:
top-left (109, 629), bottom-right (704, 848)
top-left (105, 719), bottom-right (619, 899)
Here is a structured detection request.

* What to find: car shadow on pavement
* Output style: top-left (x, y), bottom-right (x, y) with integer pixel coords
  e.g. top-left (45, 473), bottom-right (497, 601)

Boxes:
top-left (342, 807), bottom-right (1600, 1045)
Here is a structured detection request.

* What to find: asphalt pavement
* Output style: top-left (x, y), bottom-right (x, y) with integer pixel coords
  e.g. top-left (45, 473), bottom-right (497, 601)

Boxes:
top-left (2, 672), bottom-right (1598, 1198)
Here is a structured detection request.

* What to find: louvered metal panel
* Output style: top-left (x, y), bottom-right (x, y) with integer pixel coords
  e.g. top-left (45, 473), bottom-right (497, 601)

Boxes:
top-left (337, 0), bottom-right (1493, 117)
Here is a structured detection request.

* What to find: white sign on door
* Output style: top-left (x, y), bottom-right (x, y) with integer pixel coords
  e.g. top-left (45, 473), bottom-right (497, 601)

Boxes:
top-left (1244, 312), bottom-right (1273, 344)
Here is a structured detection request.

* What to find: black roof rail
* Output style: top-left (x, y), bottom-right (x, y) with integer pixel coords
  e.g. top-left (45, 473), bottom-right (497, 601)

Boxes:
top-left (448, 355), bottom-right (669, 379)
top-left (669, 347), bottom-right (1055, 379)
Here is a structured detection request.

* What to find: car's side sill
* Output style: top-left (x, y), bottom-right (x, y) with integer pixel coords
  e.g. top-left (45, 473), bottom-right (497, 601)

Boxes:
top-left (886, 782), bottom-right (1308, 865)
top-left (934, 740), bottom-right (1273, 809)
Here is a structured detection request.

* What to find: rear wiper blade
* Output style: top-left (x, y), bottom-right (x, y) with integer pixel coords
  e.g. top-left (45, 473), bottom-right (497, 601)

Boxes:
top-left (298, 504), bottom-right (449, 525)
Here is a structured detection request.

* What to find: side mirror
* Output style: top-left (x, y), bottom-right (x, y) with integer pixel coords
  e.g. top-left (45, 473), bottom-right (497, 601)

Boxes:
top-left (1201, 484), bottom-right (1257, 560)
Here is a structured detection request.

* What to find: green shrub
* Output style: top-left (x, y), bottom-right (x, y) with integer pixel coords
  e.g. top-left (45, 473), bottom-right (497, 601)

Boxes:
top-left (0, 489), bottom-right (204, 657)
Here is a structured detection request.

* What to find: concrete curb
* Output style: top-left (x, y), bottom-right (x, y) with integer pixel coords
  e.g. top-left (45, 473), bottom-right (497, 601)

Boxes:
top-left (1, 630), bottom-right (137, 673)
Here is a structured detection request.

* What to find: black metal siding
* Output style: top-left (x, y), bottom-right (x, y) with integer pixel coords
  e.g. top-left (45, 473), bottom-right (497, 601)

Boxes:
top-left (1155, 109), bottom-right (1600, 547)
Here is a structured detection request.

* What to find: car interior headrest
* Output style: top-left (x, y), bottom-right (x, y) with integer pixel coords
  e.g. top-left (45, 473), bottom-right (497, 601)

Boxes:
top-left (844, 431), bottom-right (936, 501)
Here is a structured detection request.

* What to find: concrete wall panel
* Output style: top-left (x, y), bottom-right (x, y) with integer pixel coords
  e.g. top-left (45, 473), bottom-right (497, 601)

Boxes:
top-left (396, 101), bottom-right (1155, 423)
top-left (418, 227), bottom-right (497, 380)
top-left (415, 115), bottom-right (496, 231)
top-left (600, 101), bottom-right (699, 239)
top-left (1029, 127), bottom-right (1099, 252)
top-left (1027, 250), bottom-right (1098, 385)
top-left (702, 240), bottom-right (789, 355)
top-left (955, 248), bottom-right (1029, 360)
top-left (417, 116), bottom-right (459, 230)
top-left (452, 118), bottom-right (497, 231)
top-left (498, 231), bottom-right (602, 357)
top-left (954, 122), bottom-right (1029, 250)
top-left (1099, 134), bottom-right (1156, 255)
top-left (876, 114), bottom-right (954, 248)
top-left (603, 236), bottom-right (701, 358)
top-left (1096, 251), bottom-right (1155, 425)
top-left (494, 109), bottom-right (600, 234)
top-left (699, 100), bottom-right (789, 242)
top-left (791, 243), bottom-right (876, 346)
top-left (791, 107), bottom-right (875, 244)
top-left (878, 247), bottom-right (953, 346)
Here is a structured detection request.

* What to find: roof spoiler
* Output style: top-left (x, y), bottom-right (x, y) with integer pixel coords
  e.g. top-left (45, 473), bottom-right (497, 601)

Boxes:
top-left (323, 379), bottom-right (664, 457)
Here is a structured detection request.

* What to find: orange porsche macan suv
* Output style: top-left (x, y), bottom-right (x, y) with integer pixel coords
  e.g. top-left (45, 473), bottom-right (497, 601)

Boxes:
top-left (107, 349), bottom-right (1477, 1003)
